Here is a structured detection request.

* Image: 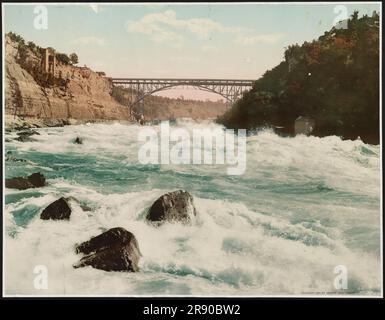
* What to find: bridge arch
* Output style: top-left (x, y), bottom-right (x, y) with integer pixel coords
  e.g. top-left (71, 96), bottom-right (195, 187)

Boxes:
top-left (130, 83), bottom-right (234, 106)
top-left (111, 78), bottom-right (254, 108)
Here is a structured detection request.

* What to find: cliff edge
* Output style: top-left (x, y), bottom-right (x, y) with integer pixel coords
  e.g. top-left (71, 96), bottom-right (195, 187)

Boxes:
top-left (5, 34), bottom-right (134, 124)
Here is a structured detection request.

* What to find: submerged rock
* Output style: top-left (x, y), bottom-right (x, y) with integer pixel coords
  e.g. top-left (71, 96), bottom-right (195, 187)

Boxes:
top-left (14, 129), bottom-right (40, 142)
top-left (40, 197), bottom-right (71, 220)
top-left (5, 172), bottom-right (46, 190)
top-left (5, 152), bottom-right (27, 162)
top-left (80, 204), bottom-right (92, 212)
top-left (15, 135), bottom-right (37, 142)
top-left (17, 129), bottom-right (40, 136)
top-left (146, 190), bottom-right (197, 225)
top-left (74, 227), bottom-right (141, 272)
top-left (74, 136), bottom-right (83, 144)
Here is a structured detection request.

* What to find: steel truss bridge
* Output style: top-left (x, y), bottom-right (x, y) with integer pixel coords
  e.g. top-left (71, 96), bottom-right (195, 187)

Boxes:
top-left (111, 78), bottom-right (254, 107)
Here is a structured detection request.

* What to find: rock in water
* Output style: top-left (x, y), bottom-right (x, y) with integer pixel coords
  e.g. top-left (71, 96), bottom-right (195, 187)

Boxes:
top-left (28, 172), bottom-right (46, 187)
top-left (17, 129), bottom-right (40, 136)
top-left (40, 197), bottom-right (71, 220)
top-left (15, 135), bottom-right (37, 142)
top-left (5, 172), bottom-right (46, 190)
top-left (146, 190), bottom-right (197, 224)
top-left (74, 136), bottom-right (83, 144)
top-left (74, 227), bottom-right (141, 272)
top-left (15, 129), bottom-right (40, 142)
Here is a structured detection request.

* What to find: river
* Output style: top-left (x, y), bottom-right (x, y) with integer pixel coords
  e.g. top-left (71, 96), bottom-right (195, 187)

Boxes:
top-left (4, 119), bottom-right (381, 295)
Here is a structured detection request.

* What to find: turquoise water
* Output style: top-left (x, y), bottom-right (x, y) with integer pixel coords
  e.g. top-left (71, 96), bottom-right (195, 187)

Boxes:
top-left (4, 120), bottom-right (381, 295)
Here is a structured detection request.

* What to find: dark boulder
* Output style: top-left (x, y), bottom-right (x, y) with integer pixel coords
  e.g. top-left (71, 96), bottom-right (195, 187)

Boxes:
top-left (40, 197), bottom-right (71, 220)
top-left (146, 190), bottom-right (197, 225)
top-left (80, 204), bottom-right (92, 212)
top-left (5, 172), bottom-right (46, 190)
top-left (74, 136), bottom-right (83, 144)
top-left (74, 227), bottom-right (141, 272)
top-left (28, 172), bottom-right (46, 187)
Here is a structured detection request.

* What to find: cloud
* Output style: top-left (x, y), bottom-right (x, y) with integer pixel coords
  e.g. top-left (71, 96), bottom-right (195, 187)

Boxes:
top-left (235, 33), bottom-right (284, 46)
top-left (126, 10), bottom-right (284, 48)
top-left (71, 36), bottom-right (106, 46)
top-left (126, 10), bottom-right (245, 45)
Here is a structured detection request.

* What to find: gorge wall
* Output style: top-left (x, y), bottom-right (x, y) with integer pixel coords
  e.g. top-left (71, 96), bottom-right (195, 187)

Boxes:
top-left (5, 35), bottom-right (133, 123)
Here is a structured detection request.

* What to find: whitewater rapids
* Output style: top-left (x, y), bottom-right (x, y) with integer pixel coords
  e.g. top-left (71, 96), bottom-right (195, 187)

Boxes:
top-left (4, 119), bottom-right (381, 296)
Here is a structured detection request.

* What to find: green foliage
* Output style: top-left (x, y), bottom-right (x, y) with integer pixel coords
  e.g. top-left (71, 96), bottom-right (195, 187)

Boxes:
top-left (7, 31), bottom-right (25, 45)
top-left (7, 32), bottom-right (42, 61)
top-left (218, 11), bottom-right (380, 143)
top-left (69, 53), bottom-right (79, 65)
top-left (56, 53), bottom-right (71, 65)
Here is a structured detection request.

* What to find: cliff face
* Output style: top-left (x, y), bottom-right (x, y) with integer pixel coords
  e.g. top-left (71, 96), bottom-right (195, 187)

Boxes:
top-left (5, 36), bottom-right (133, 122)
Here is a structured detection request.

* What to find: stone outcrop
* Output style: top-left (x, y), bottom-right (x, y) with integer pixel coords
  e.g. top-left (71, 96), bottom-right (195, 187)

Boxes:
top-left (146, 190), bottom-right (197, 225)
top-left (5, 35), bottom-right (133, 124)
top-left (15, 129), bottom-right (40, 142)
top-left (5, 172), bottom-right (46, 190)
top-left (40, 197), bottom-right (72, 220)
top-left (74, 227), bottom-right (141, 272)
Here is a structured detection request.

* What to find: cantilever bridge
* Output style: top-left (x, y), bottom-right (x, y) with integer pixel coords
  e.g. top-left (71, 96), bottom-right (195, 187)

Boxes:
top-left (111, 78), bottom-right (254, 108)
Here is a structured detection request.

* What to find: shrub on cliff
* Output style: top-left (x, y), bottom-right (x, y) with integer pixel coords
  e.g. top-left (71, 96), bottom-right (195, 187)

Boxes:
top-left (7, 31), bottom-right (25, 44)
top-left (26, 41), bottom-right (42, 57)
top-left (69, 53), bottom-right (79, 65)
top-left (56, 52), bottom-right (71, 65)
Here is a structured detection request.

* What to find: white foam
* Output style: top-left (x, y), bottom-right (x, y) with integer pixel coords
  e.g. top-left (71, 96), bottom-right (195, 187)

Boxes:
top-left (4, 121), bottom-right (381, 296)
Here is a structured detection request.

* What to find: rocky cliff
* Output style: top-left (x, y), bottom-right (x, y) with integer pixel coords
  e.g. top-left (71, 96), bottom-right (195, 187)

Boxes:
top-left (5, 35), bottom-right (133, 123)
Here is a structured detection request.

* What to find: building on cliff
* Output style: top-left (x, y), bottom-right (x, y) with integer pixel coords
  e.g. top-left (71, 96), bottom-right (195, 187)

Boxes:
top-left (41, 47), bottom-right (56, 75)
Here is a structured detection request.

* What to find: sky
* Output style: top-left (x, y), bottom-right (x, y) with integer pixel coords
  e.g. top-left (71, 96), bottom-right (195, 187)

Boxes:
top-left (2, 2), bottom-right (381, 100)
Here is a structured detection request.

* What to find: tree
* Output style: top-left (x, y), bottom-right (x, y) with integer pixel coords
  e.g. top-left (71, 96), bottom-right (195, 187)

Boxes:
top-left (56, 53), bottom-right (70, 65)
top-left (69, 53), bottom-right (79, 65)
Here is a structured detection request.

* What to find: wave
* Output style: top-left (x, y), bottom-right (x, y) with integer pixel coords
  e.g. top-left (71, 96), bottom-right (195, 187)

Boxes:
top-left (4, 121), bottom-right (381, 295)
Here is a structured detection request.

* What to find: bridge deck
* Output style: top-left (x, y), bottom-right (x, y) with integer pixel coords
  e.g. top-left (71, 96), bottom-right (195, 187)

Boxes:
top-left (111, 78), bottom-right (254, 86)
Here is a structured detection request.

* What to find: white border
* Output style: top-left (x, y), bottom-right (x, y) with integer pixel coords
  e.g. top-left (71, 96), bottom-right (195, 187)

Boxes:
top-left (1, 1), bottom-right (383, 298)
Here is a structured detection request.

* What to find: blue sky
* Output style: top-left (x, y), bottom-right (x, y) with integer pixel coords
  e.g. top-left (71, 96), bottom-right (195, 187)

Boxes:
top-left (3, 3), bottom-right (381, 99)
